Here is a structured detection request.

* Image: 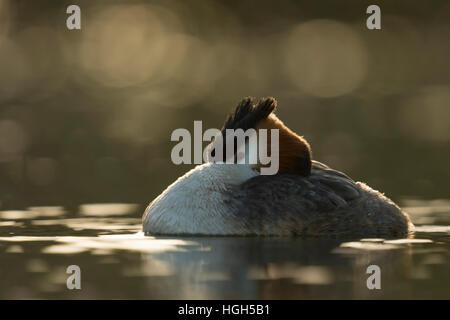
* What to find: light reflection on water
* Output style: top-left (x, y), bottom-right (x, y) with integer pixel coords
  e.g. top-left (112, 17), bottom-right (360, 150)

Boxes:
top-left (0, 202), bottom-right (449, 299)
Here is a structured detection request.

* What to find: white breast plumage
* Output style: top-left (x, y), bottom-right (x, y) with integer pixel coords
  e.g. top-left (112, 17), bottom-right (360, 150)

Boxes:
top-left (142, 162), bottom-right (258, 235)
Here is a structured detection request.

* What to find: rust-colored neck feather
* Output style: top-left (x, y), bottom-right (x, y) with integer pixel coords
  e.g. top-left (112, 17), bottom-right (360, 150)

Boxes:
top-left (255, 114), bottom-right (312, 176)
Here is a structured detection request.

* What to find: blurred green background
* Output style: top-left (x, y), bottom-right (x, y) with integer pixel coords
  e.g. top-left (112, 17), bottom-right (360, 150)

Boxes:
top-left (1, 0), bottom-right (449, 212)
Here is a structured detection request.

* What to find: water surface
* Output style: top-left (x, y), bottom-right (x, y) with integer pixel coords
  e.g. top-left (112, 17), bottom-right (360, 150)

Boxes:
top-left (0, 201), bottom-right (449, 299)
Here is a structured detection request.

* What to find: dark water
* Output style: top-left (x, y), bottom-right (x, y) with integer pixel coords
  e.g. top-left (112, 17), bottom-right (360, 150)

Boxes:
top-left (0, 201), bottom-right (449, 299)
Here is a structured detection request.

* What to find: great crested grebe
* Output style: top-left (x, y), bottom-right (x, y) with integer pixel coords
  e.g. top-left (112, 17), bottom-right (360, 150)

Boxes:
top-left (143, 97), bottom-right (414, 237)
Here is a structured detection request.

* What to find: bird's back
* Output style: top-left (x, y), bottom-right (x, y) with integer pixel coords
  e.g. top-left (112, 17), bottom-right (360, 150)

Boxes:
top-left (226, 161), bottom-right (414, 238)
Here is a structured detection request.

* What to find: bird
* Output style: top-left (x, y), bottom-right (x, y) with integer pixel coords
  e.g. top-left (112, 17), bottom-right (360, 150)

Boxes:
top-left (142, 97), bottom-right (414, 238)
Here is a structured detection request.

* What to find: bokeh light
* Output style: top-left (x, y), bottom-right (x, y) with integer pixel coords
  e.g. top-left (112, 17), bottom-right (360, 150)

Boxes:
top-left (0, 0), bottom-right (449, 209)
top-left (283, 19), bottom-right (368, 98)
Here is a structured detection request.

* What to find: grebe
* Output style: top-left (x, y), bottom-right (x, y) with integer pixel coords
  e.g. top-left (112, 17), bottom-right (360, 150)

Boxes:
top-left (143, 97), bottom-right (414, 237)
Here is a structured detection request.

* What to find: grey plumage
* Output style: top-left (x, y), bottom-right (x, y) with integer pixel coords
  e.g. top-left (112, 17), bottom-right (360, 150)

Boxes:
top-left (225, 161), bottom-right (413, 238)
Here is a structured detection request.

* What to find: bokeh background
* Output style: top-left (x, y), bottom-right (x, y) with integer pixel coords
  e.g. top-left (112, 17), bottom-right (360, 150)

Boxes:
top-left (1, 0), bottom-right (450, 213)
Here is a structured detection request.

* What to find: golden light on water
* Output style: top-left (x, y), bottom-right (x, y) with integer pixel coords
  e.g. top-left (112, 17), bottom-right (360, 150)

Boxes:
top-left (0, 198), bottom-right (448, 299)
top-left (27, 206), bottom-right (66, 217)
top-left (79, 203), bottom-right (140, 216)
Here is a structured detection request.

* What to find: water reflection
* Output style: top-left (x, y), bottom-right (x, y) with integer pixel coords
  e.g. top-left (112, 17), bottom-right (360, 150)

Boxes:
top-left (0, 201), bottom-right (449, 299)
top-left (79, 203), bottom-right (140, 217)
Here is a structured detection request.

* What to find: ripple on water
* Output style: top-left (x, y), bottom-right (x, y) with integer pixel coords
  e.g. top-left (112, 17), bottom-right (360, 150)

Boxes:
top-left (332, 241), bottom-right (400, 253)
top-left (0, 210), bottom-right (35, 220)
top-left (5, 244), bottom-right (24, 253)
top-left (331, 237), bottom-right (434, 254)
top-left (414, 225), bottom-right (450, 233)
top-left (403, 199), bottom-right (450, 225)
top-left (248, 264), bottom-right (334, 285)
top-left (384, 239), bottom-right (433, 244)
top-left (0, 200), bottom-right (449, 299)
top-left (30, 218), bottom-right (142, 232)
top-left (79, 203), bottom-right (140, 216)
top-left (35, 234), bottom-right (199, 255)
top-left (359, 238), bottom-right (385, 243)
top-left (0, 206), bottom-right (66, 220)
top-left (0, 233), bottom-right (199, 255)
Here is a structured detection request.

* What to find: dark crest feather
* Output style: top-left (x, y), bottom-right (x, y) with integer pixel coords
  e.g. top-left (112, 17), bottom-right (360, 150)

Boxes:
top-left (211, 97), bottom-right (277, 160)
top-left (221, 97), bottom-right (277, 133)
